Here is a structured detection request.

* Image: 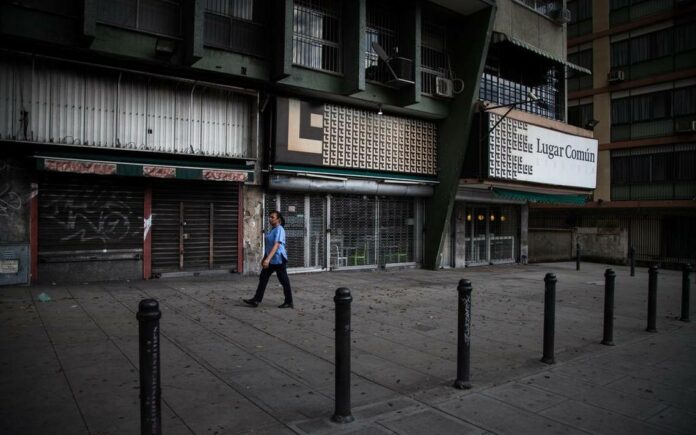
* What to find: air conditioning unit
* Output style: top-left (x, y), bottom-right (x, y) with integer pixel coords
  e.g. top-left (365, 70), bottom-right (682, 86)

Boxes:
top-left (552, 8), bottom-right (572, 24)
top-left (435, 77), bottom-right (453, 98)
top-left (675, 119), bottom-right (696, 133)
top-left (607, 70), bottom-right (625, 83)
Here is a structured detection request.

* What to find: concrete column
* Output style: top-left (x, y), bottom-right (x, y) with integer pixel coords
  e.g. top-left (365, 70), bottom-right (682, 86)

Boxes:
top-left (454, 202), bottom-right (467, 268)
top-left (520, 204), bottom-right (529, 264)
top-left (243, 185), bottom-right (265, 275)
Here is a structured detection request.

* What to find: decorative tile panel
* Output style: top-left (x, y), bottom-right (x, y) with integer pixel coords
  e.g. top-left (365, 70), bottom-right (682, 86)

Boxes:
top-left (322, 104), bottom-right (437, 175)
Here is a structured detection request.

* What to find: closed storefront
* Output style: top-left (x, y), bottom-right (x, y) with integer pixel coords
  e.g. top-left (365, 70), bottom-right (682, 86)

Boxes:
top-left (152, 181), bottom-right (241, 274)
top-left (38, 174), bottom-right (144, 282)
top-left (265, 192), bottom-right (421, 271)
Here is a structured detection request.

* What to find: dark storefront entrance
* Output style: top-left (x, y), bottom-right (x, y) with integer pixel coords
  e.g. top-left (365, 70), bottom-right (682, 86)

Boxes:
top-left (151, 181), bottom-right (241, 274)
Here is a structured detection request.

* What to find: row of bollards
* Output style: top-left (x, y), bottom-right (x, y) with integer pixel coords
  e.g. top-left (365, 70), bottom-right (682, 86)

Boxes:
top-left (135, 262), bottom-right (692, 430)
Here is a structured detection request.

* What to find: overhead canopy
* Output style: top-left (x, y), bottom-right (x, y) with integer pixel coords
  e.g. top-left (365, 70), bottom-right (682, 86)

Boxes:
top-left (492, 187), bottom-right (588, 205)
top-left (492, 32), bottom-right (592, 75)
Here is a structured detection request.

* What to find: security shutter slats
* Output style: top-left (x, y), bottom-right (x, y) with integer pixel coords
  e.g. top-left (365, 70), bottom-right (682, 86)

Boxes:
top-left (331, 195), bottom-right (377, 267)
top-left (39, 175), bottom-right (144, 255)
top-left (152, 181), bottom-right (239, 272)
top-left (379, 197), bottom-right (415, 264)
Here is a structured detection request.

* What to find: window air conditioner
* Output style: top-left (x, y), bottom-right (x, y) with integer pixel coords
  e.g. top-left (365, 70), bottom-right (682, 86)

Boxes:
top-left (607, 70), bottom-right (625, 84)
top-left (675, 119), bottom-right (696, 133)
top-left (552, 8), bottom-right (572, 24)
top-left (435, 77), bottom-right (453, 98)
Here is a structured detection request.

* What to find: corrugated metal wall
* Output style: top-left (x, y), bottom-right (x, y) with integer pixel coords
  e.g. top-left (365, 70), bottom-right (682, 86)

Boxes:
top-left (0, 56), bottom-right (254, 158)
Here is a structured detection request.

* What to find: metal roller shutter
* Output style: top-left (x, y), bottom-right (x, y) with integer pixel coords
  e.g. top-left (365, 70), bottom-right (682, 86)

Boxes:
top-left (152, 181), bottom-right (239, 272)
top-left (38, 175), bottom-right (144, 258)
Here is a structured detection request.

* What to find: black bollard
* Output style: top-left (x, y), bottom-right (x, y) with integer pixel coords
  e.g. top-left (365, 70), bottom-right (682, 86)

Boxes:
top-left (602, 269), bottom-right (616, 346)
top-left (541, 273), bottom-right (557, 364)
top-left (681, 264), bottom-right (692, 322)
top-left (332, 288), bottom-right (354, 423)
top-left (576, 243), bottom-right (581, 271)
top-left (137, 299), bottom-right (162, 435)
top-left (629, 246), bottom-right (635, 277)
top-left (454, 279), bottom-right (472, 389)
top-left (646, 265), bottom-right (658, 333)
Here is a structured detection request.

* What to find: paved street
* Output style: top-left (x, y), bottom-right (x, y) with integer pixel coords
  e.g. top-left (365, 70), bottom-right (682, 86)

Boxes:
top-left (1, 262), bottom-right (695, 434)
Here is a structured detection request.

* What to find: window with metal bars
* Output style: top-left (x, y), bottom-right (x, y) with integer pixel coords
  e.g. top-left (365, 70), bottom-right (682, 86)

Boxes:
top-left (516, 0), bottom-right (562, 17)
top-left (365, 0), bottom-right (399, 83)
top-left (479, 45), bottom-right (565, 121)
top-left (611, 144), bottom-right (696, 200)
top-left (420, 21), bottom-right (448, 96)
top-left (97, 0), bottom-right (181, 38)
top-left (204, 0), bottom-right (267, 58)
top-left (292, 0), bottom-right (342, 73)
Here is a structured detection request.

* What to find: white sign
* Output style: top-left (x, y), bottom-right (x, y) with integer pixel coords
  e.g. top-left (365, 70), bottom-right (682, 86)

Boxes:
top-left (488, 115), bottom-right (598, 189)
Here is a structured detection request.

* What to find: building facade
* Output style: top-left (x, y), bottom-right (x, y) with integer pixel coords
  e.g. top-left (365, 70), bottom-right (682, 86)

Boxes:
top-left (0, 0), bottom-right (603, 285)
top-left (532, 0), bottom-right (696, 267)
top-left (439, 0), bottom-right (599, 268)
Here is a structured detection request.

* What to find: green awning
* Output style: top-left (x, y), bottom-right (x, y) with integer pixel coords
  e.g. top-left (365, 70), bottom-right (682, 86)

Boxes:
top-left (492, 32), bottom-right (592, 75)
top-left (493, 188), bottom-right (588, 205)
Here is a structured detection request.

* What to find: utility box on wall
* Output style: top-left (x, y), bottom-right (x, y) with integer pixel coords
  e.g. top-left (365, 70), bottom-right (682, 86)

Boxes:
top-left (0, 244), bottom-right (29, 286)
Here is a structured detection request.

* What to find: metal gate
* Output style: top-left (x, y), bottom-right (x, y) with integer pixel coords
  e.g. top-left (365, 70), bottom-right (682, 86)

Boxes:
top-left (152, 181), bottom-right (239, 272)
top-left (330, 194), bottom-right (378, 269)
top-left (38, 175), bottom-right (144, 261)
top-left (265, 192), bottom-right (326, 271)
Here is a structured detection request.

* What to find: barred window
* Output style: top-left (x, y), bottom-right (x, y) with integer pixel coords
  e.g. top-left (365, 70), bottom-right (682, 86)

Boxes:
top-left (97, 0), bottom-right (181, 38)
top-left (292, 0), bottom-right (342, 73)
top-left (421, 21), bottom-right (448, 95)
top-left (517, 0), bottom-right (562, 17)
top-left (204, 0), bottom-right (266, 57)
top-left (365, 0), bottom-right (399, 83)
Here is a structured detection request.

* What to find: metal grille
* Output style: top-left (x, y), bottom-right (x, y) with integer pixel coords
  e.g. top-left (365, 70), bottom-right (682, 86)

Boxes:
top-left (330, 194), bottom-right (377, 268)
top-left (97, 0), bottom-right (182, 38)
top-left (152, 181), bottom-right (239, 272)
top-left (518, 0), bottom-right (562, 16)
top-left (378, 197), bottom-right (415, 264)
top-left (365, 0), bottom-right (399, 83)
top-left (204, 0), bottom-right (267, 58)
top-left (265, 192), bottom-right (326, 269)
top-left (489, 205), bottom-right (518, 263)
top-left (421, 22), bottom-right (448, 96)
top-left (39, 175), bottom-right (144, 254)
top-left (292, 0), bottom-right (342, 73)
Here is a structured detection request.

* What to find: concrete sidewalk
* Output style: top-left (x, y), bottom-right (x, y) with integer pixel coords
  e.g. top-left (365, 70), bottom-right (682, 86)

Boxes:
top-left (1, 262), bottom-right (694, 434)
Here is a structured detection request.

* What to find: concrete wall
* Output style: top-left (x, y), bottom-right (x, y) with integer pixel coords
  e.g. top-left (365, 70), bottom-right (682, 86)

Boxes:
top-left (576, 227), bottom-right (628, 264)
top-left (243, 185), bottom-right (264, 275)
top-left (530, 226), bottom-right (629, 264)
top-left (529, 228), bottom-right (574, 262)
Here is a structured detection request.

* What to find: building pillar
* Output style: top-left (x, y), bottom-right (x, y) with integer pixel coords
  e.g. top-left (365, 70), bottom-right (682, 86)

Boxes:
top-left (520, 203), bottom-right (529, 264)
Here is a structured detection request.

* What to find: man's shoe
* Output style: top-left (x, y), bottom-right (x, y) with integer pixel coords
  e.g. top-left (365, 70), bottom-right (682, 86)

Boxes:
top-left (243, 298), bottom-right (259, 307)
top-left (278, 302), bottom-right (294, 309)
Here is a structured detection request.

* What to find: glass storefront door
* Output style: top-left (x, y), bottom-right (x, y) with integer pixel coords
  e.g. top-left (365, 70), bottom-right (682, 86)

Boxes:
top-left (464, 204), bottom-right (518, 266)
